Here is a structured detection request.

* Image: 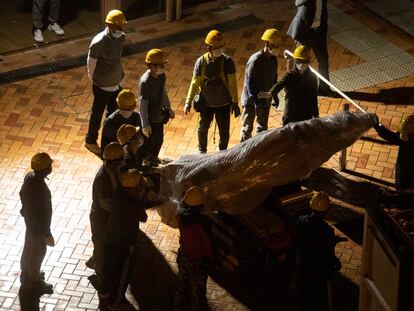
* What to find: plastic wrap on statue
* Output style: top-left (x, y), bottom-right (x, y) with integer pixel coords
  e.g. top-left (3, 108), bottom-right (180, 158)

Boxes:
top-left (157, 111), bottom-right (376, 227)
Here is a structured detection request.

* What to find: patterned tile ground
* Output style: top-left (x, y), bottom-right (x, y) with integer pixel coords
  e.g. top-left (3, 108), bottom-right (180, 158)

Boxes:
top-left (0, 0), bottom-right (413, 310)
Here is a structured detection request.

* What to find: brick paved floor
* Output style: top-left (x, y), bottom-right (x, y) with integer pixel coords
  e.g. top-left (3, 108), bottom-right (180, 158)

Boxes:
top-left (0, 0), bottom-right (413, 310)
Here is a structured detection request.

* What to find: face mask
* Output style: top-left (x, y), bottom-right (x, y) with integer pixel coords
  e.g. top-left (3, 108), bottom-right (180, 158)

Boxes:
top-left (270, 48), bottom-right (278, 56)
top-left (296, 63), bottom-right (308, 72)
top-left (155, 68), bottom-right (164, 75)
top-left (212, 48), bottom-right (223, 58)
top-left (112, 30), bottom-right (124, 38)
top-left (119, 110), bottom-right (133, 118)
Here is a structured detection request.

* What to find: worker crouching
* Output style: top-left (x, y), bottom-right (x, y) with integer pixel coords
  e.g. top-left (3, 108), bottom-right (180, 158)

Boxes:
top-left (117, 124), bottom-right (147, 171)
top-left (174, 186), bottom-right (214, 311)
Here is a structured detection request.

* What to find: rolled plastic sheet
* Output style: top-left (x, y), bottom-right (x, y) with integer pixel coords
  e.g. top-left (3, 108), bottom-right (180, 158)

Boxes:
top-left (157, 111), bottom-right (376, 227)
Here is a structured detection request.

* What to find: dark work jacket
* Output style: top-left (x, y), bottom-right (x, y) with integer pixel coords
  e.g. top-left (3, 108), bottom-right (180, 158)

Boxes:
top-left (295, 214), bottom-right (336, 279)
top-left (270, 67), bottom-right (318, 122)
top-left (105, 187), bottom-right (148, 248)
top-left (241, 49), bottom-right (278, 108)
top-left (375, 124), bottom-right (414, 190)
top-left (91, 165), bottom-right (118, 224)
top-left (287, 0), bottom-right (328, 43)
top-left (19, 171), bottom-right (52, 236)
top-left (100, 110), bottom-right (141, 155)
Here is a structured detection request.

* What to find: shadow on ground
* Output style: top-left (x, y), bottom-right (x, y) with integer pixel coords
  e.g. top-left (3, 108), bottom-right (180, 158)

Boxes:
top-left (346, 87), bottom-right (414, 105)
top-left (210, 257), bottom-right (359, 311)
top-left (130, 229), bottom-right (179, 311)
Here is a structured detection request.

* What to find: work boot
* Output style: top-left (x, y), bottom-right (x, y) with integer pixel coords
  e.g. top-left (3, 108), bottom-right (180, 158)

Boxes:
top-left (87, 274), bottom-right (101, 291)
top-left (48, 23), bottom-right (64, 35)
top-left (33, 29), bottom-right (44, 43)
top-left (24, 279), bottom-right (53, 292)
top-left (85, 142), bottom-right (101, 156)
top-left (198, 131), bottom-right (208, 154)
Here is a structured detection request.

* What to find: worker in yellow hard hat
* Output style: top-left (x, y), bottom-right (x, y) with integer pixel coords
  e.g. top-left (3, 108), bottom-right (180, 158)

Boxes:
top-left (174, 186), bottom-right (214, 310)
top-left (85, 9), bottom-right (128, 156)
top-left (86, 142), bottom-right (124, 289)
top-left (117, 124), bottom-right (147, 170)
top-left (240, 28), bottom-right (281, 142)
top-left (139, 48), bottom-right (175, 166)
top-left (184, 29), bottom-right (240, 153)
top-left (295, 191), bottom-right (345, 311)
top-left (101, 168), bottom-right (148, 310)
top-left (259, 45), bottom-right (319, 126)
top-left (20, 152), bottom-right (55, 292)
top-left (374, 113), bottom-right (414, 191)
top-left (100, 89), bottom-right (142, 156)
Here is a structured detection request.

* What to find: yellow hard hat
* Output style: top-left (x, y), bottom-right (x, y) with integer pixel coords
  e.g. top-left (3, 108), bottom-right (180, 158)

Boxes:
top-left (105, 9), bottom-right (127, 26)
top-left (117, 124), bottom-right (141, 146)
top-left (261, 28), bottom-right (281, 45)
top-left (183, 186), bottom-right (205, 206)
top-left (309, 191), bottom-right (330, 212)
top-left (103, 142), bottom-right (124, 161)
top-left (205, 30), bottom-right (225, 48)
top-left (31, 152), bottom-right (53, 171)
top-left (293, 45), bottom-right (311, 63)
top-left (116, 89), bottom-right (137, 111)
top-left (145, 49), bottom-right (168, 65)
top-left (121, 169), bottom-right (142, 188)
top-left (398, 114), bottom-right (414, 141)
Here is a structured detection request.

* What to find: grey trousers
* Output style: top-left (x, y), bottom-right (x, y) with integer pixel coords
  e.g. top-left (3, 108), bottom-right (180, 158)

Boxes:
top-left (21, 231), bottom-right (46, 283)
top-left (32, 0), bottom-right (60, 29)
top-left (240, 104), bottom-right (270, 142)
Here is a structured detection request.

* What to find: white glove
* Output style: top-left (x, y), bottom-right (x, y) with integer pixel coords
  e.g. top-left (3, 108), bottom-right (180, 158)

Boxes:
top-left (184, 103), bottom-right (192, 115)
top-left (142, 126), bottom-right (152, 138)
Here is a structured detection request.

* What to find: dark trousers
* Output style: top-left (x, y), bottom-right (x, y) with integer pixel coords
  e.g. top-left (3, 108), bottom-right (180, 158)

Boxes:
top-left (297, 35), bottom-right (329, 85)
top-left (198, 104), bottom-right (231, 152)
top-left (32, 0), bottom-right (60, 29)
top-left (174, 249), bottom-right (208, 311)
top-left (85, 85), bottom-right (120, 144)
top-left (102, 243), bottom-right (131, 307)
top-left (297, 276), bottom-right (329, 311)
top-left (241, 104), bottom-right (270, 142)
top-left (147, 122), bottom-right (164, 161)
top-left (21, 231), bottom-right (46, 284)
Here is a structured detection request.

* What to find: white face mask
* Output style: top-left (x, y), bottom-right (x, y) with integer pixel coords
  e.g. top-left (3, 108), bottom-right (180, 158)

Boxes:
top-left (155, 68), bottom-right (164, 75)
top-left (119, 110), bottom-right (133, 118)
top-left (270, 48), bottom-right (278, 56)
top-left (138, 136), bottom-right (144, 148)
top-left (212, 48), bottom-right (224, 58)
top-left (296, 63), bottom-right (308, 72)
top-left (112, 30), bottom-right (124, 38)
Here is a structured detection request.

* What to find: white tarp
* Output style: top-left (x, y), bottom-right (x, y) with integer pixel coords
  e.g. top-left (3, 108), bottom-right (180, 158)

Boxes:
top-left (157, 111), bottom-right (376, 227)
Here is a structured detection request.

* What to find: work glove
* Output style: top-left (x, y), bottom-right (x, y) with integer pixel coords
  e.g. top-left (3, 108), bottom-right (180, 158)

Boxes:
top-left (45, 235), bottom-right (55, 247)
top-left (231, 102), bottom-right (241, 118)
top-left (142, 126), bottom-right (152, 138)
top-left (184, 102), bottom-right (192, 115)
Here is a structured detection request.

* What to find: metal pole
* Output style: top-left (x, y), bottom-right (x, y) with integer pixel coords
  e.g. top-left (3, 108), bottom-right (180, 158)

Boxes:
top-left (176, 0), bottom-right (182, 21)
top-left (166, 0), bottom-right (174, 22)
top-left (339, 103), bottom-right (350, 171)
